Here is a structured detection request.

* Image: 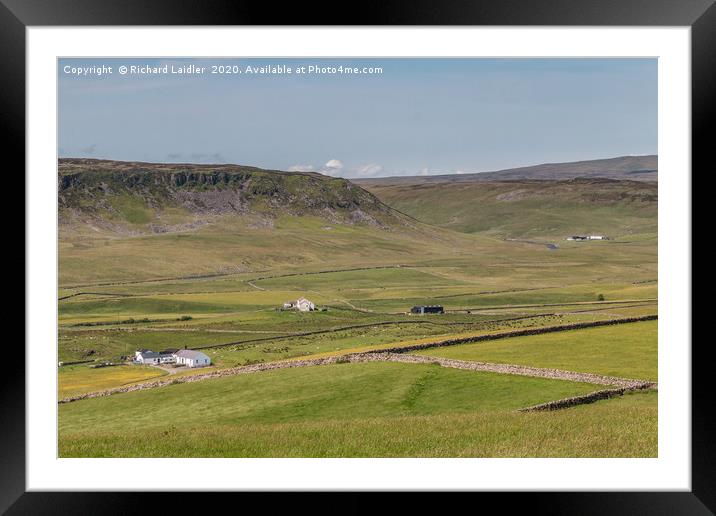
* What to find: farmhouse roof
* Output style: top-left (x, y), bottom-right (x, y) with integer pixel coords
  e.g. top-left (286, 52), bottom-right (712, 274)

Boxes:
top-left (138, 351), bottom-right (161, 359)
top-left (174, 349), bottom-right (209, 360)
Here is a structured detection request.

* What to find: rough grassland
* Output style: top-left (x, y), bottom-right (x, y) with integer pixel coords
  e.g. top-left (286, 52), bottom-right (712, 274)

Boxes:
top-left (416, 320), bottom-right (657, 380)
top-left (360, 179), bottom-right (657, 239)
top-left (58, 364), bottom-right (167, 399)
top-left (58, 362), bottom-right (656, 458)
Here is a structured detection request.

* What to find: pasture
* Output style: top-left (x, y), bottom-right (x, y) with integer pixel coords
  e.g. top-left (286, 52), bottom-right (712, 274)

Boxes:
top-left (58, 361), bottom-right (656, 457)
top-left (416, 320), bottom-right (658, 380)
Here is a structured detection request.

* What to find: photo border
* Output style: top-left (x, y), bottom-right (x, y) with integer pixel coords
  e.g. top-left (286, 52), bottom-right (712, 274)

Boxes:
top-left (8, 0), bottom-right (709, 512)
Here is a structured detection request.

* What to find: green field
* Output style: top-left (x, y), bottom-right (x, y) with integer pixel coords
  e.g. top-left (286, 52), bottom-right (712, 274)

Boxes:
top-left (59, 361), bottom-right (656, 457)
top-left (416, 320), bottom-right (658, 380)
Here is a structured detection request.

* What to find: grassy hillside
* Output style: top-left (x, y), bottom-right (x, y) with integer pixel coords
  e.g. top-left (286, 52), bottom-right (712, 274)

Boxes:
top-left (360, 178), bottom-right (657, 239)
top-left (58, 361), bottom-right (656, 457)
top-left (416, 320), bottom-right (658, 380)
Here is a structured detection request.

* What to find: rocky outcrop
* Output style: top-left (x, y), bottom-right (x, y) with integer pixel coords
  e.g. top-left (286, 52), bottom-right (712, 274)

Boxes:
top-left (57, 158), bottom-right (402, 229)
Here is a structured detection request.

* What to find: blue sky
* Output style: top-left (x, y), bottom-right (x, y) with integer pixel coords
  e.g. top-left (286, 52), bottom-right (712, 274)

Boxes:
top-left (58, 58), bottom-right (657, 178)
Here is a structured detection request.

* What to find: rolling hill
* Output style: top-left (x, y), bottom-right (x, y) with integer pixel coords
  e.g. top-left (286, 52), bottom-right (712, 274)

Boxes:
top-left (356, 156), bottom-right (658, 239)
top-left (359, 178), bottom-right (657, 239)
top-left (354, 155), bottom-right (657, 185)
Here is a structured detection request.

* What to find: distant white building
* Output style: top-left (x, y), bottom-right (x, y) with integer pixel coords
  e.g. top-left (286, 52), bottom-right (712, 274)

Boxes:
top-left (566, 235), bottom-right (607, 241)
top-left (296, 297), bottom-right (316, 312)
top-left (134, 349), bottom-right (208, 367)
top-left (282, 297), bottom-right (316, 312)
top-left (174, 349), bottom-right (211, 368)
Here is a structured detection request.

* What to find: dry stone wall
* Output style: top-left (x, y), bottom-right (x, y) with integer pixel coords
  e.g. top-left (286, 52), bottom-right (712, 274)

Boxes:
top-left (518, 386), bottom-right (651, 412)
top-left (370, 315), bottom-right (657, 354)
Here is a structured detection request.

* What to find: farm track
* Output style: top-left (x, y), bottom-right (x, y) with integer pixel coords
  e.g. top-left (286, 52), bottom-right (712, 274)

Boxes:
top-left (59, 317), bottom-right (657, 405)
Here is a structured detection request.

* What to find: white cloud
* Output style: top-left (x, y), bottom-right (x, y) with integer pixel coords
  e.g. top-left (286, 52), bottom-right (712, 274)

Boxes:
top-left (319, 159), bottom-right (345, 177)
top-left (419, 167), bottom-right (430, 176)
top-left (324, 159), bottom-right (343, 170)
top-left (356, 163), bottom-right (383, 177)
top-left (288, 164), bottom-right (315, 172)
top-left (288, 159), bottom-right (385, 179)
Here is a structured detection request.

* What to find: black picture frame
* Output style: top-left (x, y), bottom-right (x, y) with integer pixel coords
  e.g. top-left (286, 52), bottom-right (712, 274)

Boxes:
top-left (7, 0), bottom-right (709, 513)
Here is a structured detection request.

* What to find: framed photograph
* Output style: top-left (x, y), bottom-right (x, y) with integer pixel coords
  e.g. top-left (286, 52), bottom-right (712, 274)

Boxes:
top-left (9, 0), bottom-right (710, 512)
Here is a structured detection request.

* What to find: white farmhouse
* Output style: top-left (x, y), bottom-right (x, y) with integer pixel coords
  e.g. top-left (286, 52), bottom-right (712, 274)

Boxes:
top-left (134, 350), bottom-right (162, 365)
top-left (174, 349), bottom-right (211, 368)
top-left (296, 297), bottom-right (316, 312)
top-left (135, 349), bottom-right (208, 367)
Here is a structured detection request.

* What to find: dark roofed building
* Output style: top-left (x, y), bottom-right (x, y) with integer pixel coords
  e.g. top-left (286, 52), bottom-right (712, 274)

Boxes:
top-left (410, 305), bottom-right (444, 314)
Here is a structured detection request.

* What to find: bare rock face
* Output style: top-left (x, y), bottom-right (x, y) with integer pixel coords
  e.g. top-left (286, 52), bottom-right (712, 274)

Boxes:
top-left (58, 158), bottom-right (406, 232)
top-left (171, 189), bottom-right (248, 215)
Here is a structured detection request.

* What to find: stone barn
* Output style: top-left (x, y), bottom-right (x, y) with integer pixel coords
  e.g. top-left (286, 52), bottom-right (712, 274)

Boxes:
top-left (410, 305), bottom-right (445, 314)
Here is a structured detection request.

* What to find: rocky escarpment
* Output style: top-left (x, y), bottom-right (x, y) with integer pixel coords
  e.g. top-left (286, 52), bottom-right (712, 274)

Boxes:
top-left (58, 158), bottom-right (406, 230)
